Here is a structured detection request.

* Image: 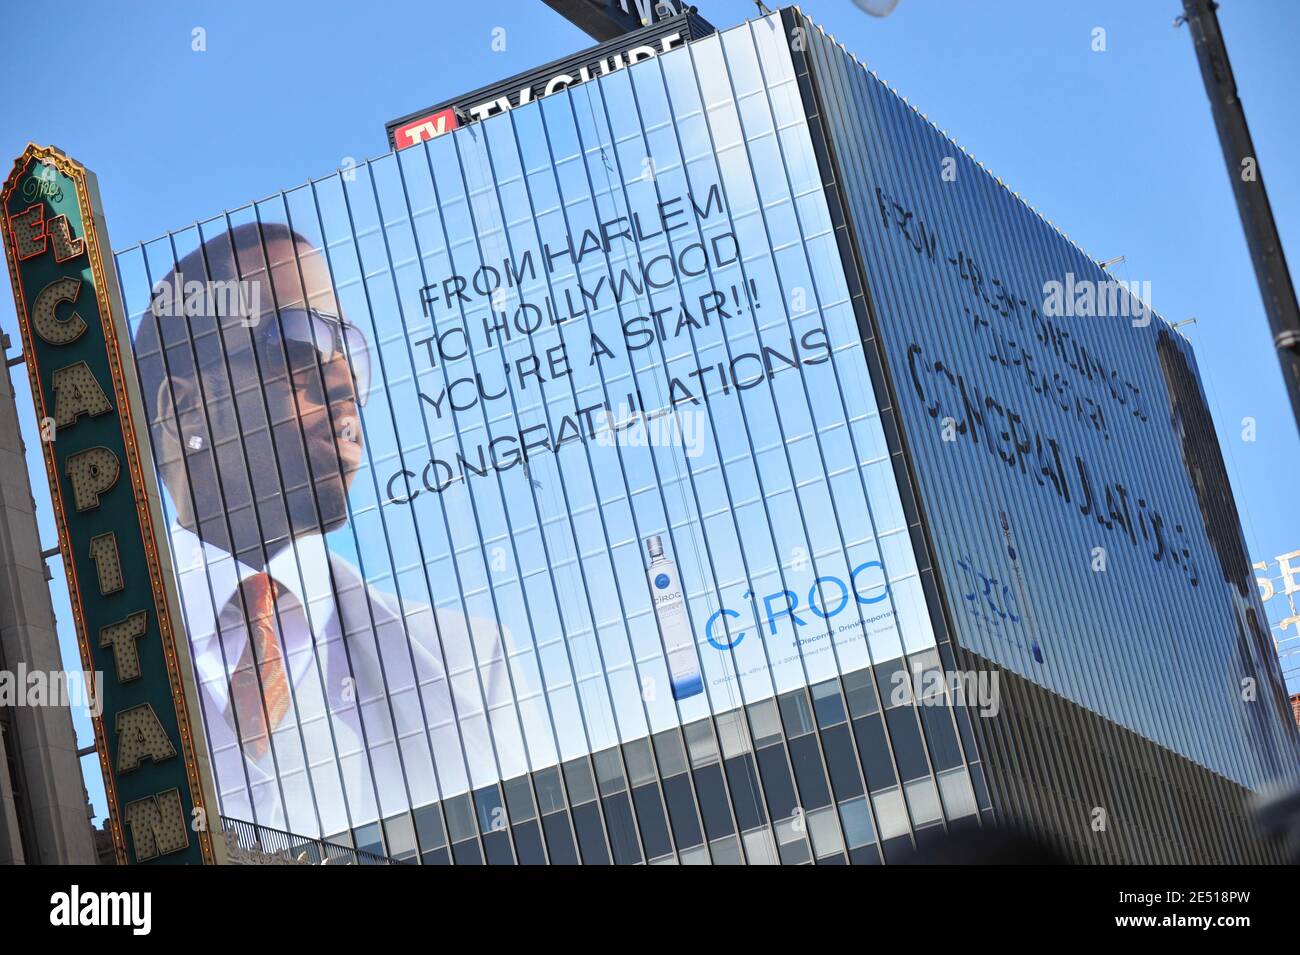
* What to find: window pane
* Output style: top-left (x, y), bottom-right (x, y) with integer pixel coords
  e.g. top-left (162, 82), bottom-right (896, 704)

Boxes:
top-left (811, 680), bottom-right (847, 727)
top-left (920, 704), bottom-right (963, 771)
top-left (774, 816), bottom-right (812, 864)
top-left (871, 787), bottom-right (911, 841)
top-left (807, 806), bottom-right (846, 858)
top-left (938, 767), bottom-right (978, 820)
top-left (593, 748), bottom-right (627, 795)
top-left (533, 767), bottom-right (565, 814)
top-left (353, 822), bottom-right (383, 857)
top-left (843, 668), bottom-right (880, 718)
top-left (653, 730), bottom-right (689, 777)
top-left (504, 776), bottom-right (536, 822)
top-left (562, 758), bottom-right (598, 805)
top-left (413, 803), bottom-right (446, 852)
top-left (748, 700), bottom-right (784, 747)
top-left (904, 777), bottom-right (943, 827)
top-left (778, 690), bottom-right (815, 737)
top-left (838, 797), bottom-right (876, 848)
top-left (716, 710), bottom-right (751, 758)
top-left (572, 802), bottom-right (610, 865)
top-left (443, 794), bottom-right (477, 843)
top-left (631, 783), bottom-right (675, 859)
top-left (684, 720), bottom-right (720, 767)
top-left (474, 786), bottom-right (506, 833)
top-left (382, 814), bottom-right (417, 862)
top-left (742, 826), bottom-right (780, 865)
top-left (602, 792), bottom-right (643, 865)
top-left (623, 738), bottom-right (659, 786)
top-left (680, 844), bottom-right (711, 865)
top-left (788, 734), bottom-right (832, 810)
top-left (875, 659), bottom-right (911, 707)
top-left (710, 835), bottom-right (744, 864)
top-left (884, 706), bottom-right (930, 781)
top-left (541, 812), bottom-right (579, 864)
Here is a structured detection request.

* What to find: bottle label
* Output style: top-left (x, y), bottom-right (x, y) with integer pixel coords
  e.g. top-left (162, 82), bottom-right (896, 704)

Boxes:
top-left (647, 559), bottom-right (702, 699)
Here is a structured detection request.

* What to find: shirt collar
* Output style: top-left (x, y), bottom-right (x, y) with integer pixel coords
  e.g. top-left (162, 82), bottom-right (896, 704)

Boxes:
top-left (169, 523), bottom-right (339, 684)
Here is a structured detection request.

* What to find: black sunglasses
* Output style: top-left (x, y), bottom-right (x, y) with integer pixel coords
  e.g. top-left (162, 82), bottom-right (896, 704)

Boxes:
top-left (258, 307), bottom-right (371, 407)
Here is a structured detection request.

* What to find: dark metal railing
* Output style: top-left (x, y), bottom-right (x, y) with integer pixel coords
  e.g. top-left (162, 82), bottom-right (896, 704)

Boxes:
top-left (220, 816), bottom-right (407, 865)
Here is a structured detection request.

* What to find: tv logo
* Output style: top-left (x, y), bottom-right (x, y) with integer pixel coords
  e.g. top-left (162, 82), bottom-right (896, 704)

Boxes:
top-left (393, 108), bottom-right (459, 149)
top-left (49, 885), bottom-right (152, 935)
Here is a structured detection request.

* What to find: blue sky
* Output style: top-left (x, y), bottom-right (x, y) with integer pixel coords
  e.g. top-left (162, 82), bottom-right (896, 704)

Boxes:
top-left (4, 0), bottom-right (1298, 823)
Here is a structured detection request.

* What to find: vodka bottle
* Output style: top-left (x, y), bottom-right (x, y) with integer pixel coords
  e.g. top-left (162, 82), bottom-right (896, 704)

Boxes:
top-left (645, 535), bottom-right (703, 699)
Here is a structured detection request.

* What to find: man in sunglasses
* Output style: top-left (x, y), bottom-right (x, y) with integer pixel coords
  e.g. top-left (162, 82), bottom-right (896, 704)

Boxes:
top-left (132, 221), bottom-right (522, 839)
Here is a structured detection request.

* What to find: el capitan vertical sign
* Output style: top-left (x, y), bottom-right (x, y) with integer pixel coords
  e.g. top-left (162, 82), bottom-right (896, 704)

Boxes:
top-left (2, 145), bottom-right (222, 864)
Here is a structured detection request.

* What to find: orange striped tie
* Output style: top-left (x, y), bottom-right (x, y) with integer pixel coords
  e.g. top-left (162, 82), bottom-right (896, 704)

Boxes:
top-left (227, 573), bottom-right (291, 761)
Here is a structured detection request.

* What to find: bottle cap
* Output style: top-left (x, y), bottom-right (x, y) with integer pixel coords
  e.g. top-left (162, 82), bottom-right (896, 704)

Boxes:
top-left (645, 535), bottom-right (664, 560)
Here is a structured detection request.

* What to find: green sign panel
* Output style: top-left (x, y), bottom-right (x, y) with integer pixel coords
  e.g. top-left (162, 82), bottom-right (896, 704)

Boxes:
top-left (2, 145), bottom-right (221, 864)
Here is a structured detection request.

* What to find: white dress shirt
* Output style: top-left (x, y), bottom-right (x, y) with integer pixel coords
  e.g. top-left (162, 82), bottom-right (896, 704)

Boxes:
top-left (169, 524), bottom-right (531, 841)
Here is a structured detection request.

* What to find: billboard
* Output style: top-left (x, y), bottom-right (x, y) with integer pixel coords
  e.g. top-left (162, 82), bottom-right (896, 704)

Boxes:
top-left (114, 19), bottom-right (933, 838)
top-left (799, 12), bottom-right (1300, 789)
top-left (1, 145), bottom-right (222, 864)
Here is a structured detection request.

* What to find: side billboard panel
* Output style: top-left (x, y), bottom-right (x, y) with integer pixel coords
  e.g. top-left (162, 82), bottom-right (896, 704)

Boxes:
top-left (800, 14), bottom-right (1300, 790)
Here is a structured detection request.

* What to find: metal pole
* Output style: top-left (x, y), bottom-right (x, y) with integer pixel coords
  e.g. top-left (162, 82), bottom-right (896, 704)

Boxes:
top-left (1181, 0), bottom-right (1300, 437)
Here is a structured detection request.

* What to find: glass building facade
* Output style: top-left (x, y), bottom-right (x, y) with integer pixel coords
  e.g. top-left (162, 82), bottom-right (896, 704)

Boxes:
top-left (800, 14), bottom-right (1296, 791)
top-left (791, 8), bottom-right (1299, 862)
top-left (108, 8), bottom-right (1299, 863)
